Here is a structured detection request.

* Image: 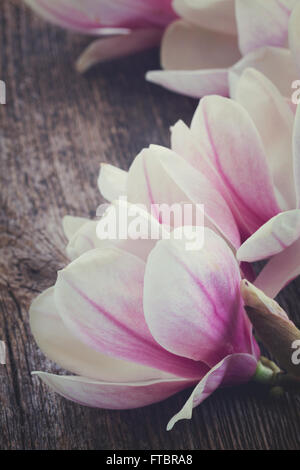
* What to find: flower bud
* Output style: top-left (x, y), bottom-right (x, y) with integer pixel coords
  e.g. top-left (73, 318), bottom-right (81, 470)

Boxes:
top-left (241, 280), bottom-right (300, 378)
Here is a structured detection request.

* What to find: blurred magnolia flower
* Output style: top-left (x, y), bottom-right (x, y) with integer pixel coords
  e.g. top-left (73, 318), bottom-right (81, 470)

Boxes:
top-left (24, 0), bottom-right (176, 72)
top-left (147, 0), bottom-right (300, 98)
top-left (31, 215), bottom-right (259, 428)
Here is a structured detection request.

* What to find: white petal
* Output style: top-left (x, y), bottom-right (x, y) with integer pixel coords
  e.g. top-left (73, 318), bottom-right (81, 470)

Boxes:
top-left (146, 69), bottom-right (229, 98)
top-left (236, 0), bottom-right (293, 55)
top-left (230, 47), bottom-right (299, 98)
top-left (54, 246), bottom-right (203, 378)
top-left (62, 215), bottom-right (90, 241)
top-left (237, 210), bottom-right (300, 262)
top-left (66, 220), bottom-right (102, 260)
top-left (33, 372), bottom-right (191, 409)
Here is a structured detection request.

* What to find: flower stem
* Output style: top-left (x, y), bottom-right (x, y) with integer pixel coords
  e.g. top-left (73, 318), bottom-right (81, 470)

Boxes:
top-left (253, 356), bottom-right (300, 394)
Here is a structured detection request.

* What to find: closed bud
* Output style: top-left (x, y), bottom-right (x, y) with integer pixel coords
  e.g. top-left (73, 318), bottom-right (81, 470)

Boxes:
top-left (241, 280), bottom-right (300, 378)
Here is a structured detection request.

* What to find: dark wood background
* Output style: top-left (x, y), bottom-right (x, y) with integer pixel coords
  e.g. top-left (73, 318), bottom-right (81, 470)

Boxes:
top-left (1, 0), bottom-right (300, 450)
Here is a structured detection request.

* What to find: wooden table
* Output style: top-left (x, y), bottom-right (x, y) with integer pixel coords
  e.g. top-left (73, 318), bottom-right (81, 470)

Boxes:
top-left (1, 0), bottom-right (300, 450)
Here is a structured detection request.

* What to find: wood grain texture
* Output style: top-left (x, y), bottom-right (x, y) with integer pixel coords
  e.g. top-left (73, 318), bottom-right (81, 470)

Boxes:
top-left (1, 0), bottom-right (300, 450)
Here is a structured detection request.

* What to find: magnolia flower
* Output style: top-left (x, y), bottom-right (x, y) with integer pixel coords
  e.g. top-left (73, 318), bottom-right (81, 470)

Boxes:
top-left (107, 71), bottom-right (300, 303)
top-left (30, 74), bottom-right (300, 424)
top-left (147, 0), bottom-right (300, 99)
top-left (127, 67), bottom-right (300, 299)
top-left (0, 341), bottom-right (5, 365)
top-left (66, 66), bottom-right (300, 301)
top-left (31, 206), bottom-right (259, 429)
top-left (24, 0), bottom-right (176, 72)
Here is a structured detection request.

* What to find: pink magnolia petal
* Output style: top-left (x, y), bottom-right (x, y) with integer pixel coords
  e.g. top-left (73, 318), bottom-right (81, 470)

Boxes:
top-left (160, 20), bottom-right (240, 71)
top-left (171, 119), bottom-right (226, 184)
top-left (76, 28), bottom-right (163, 72)
top-left (144, 228), bottom-right (256, 367)
top-left (293, 102), bottom-right (300, 207)
top-left (127, 144), bottom-right (241, 249)
top-left (236, 0), bottom-right (295, 55)
top-left (33, 372), bottom-right (192, 409)
top-left (171, 119), bottom-right (281, 240)
top-left (97, 163), bottom-right (127, 202)
top-left (172, 0), bottom-right (237, 35)
top-left (171, 119), bottom-right (231, 194)
top-left (170, 118), bottom-right (277, 251)
top-left (171, 119), bottom-right (207, 170)
top-left (167, 353), bottom-right (258, 430)
top-left (237, 210), bottom-right (300, 262)
top-left (62, 215), bottom-right (90, 241)
top-left (55, 246), bottom-right (206, 379)
top-left (229, 47), bottom-right (299, 98)
top-left (30, 287), bottom-right (177, 381)
top-left (190, 95), bottom-right (280, 236)
top-left (234, 68), bottom-right (295, 210)
top-left (289, 2), bottom-right (300, 75)
top-left (146, 68), bottom-right (229, 98)
top-left (254, 237), bottom-right (300, 297)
